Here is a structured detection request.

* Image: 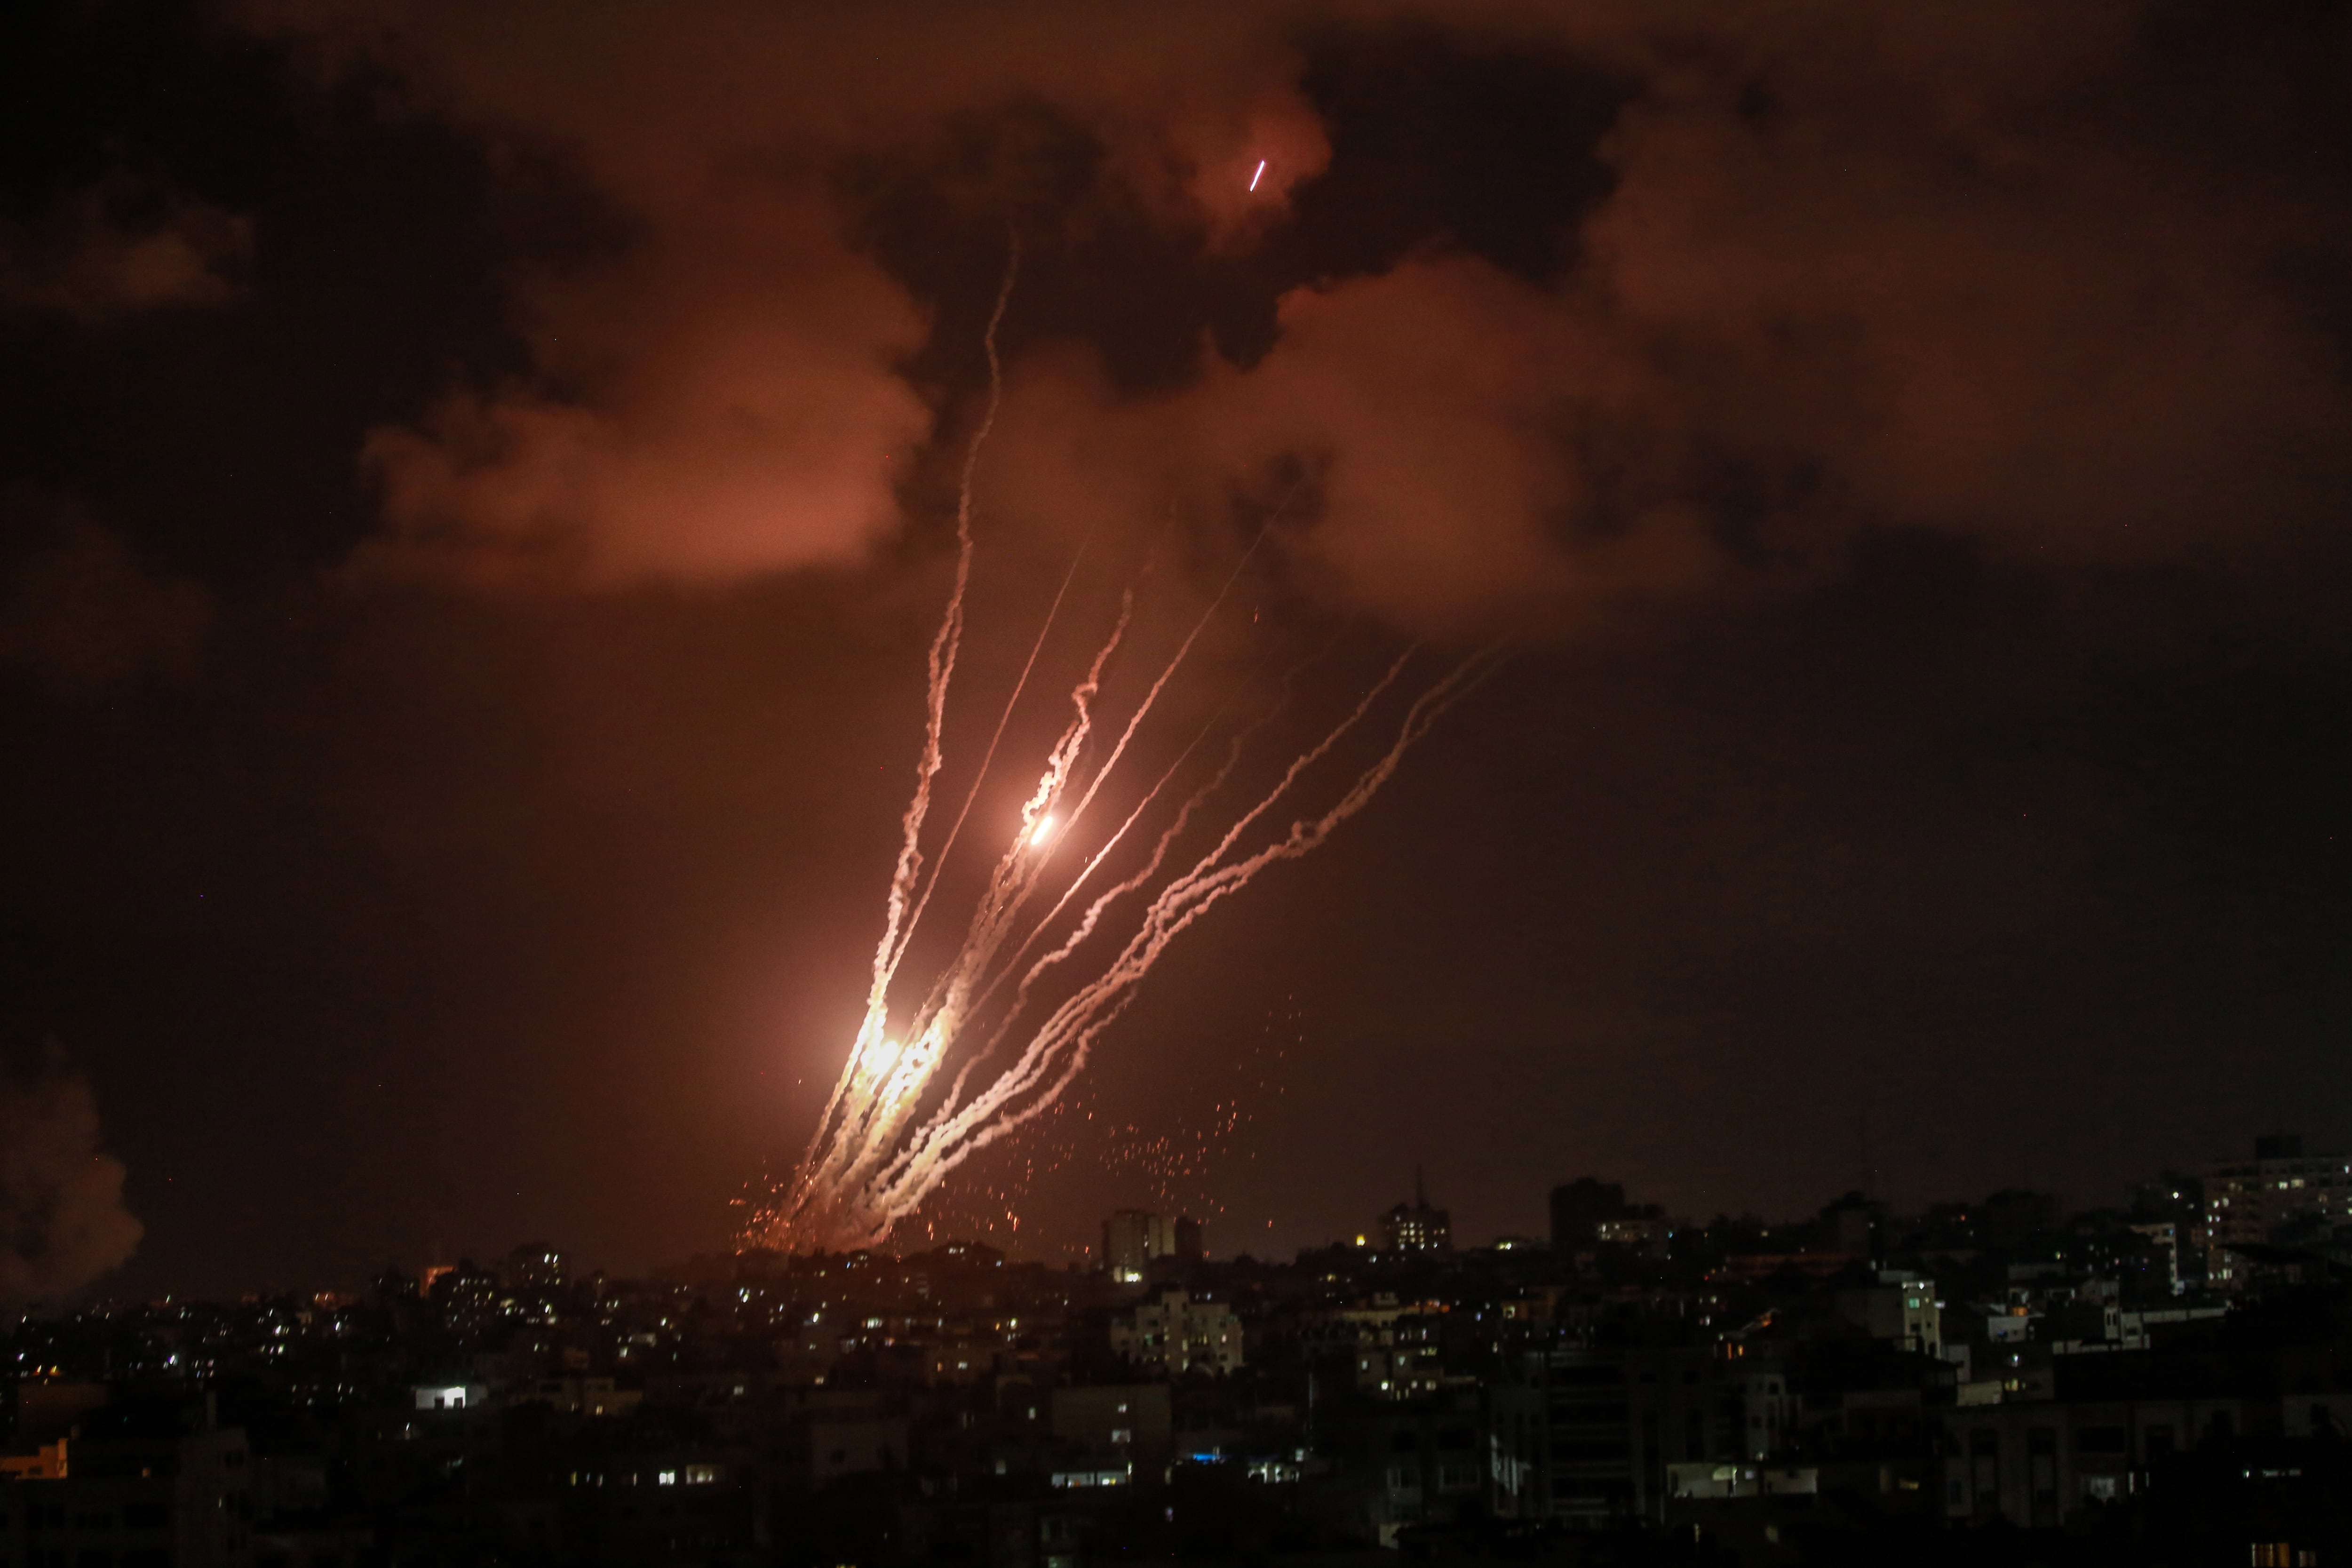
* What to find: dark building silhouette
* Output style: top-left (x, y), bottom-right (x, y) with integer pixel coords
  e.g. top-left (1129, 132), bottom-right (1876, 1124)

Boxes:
top-left (1550, 1177), bottom-right (1630, 1249)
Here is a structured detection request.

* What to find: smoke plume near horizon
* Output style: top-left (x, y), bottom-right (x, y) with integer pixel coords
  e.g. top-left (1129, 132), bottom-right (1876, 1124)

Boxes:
top-left (0, 1052), bottom-right (144, 1308)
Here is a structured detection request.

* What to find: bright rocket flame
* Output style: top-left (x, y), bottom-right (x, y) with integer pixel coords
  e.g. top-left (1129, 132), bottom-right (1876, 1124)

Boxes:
top-left (741, 241), bottom-right (1495, 1257)
top-left (1249, 158), bottom-right (1267, 191)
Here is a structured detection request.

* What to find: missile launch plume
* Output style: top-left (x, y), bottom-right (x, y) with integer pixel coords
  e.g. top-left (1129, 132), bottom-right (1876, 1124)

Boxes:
top-left (745, 255), bottom-right (1494, 1255)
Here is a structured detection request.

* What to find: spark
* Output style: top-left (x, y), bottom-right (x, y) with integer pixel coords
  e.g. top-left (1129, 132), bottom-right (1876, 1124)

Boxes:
top-left (742, 245), bottom-right (1497, 1257)
top-left (1249, 159), bottom-right (1267, 191)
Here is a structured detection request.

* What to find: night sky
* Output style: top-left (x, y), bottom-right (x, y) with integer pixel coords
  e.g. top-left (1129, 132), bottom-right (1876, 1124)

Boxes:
top-left (4, 0), bottom-right (2351, 1300)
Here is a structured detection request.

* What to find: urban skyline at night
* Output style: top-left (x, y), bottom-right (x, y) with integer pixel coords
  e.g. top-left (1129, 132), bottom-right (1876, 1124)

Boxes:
top-left (5, 0), bottom-right (2352, 1560)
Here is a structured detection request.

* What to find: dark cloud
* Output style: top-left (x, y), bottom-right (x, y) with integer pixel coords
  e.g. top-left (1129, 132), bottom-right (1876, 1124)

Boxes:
top-left (0, 174), bottom-right (250, 320)
top-left (977, 2), bottom-right (2352, 633)
top-left (225, 0), bottom-right (2350, 635)
top-left (239, 0), bottom-right (1323, 585)
top-left (0, 508), bottom-right (212, 690)
top-left (1273, 22), bottom-right (1629, 287)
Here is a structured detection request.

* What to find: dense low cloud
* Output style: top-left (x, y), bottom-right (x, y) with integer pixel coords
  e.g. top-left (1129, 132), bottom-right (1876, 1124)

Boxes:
top-left (0, 1052), bottom-right (143, 1307)
top-left (259, 0), bottom-right (1324, 584)
top-left (985, 1), bottom-right (2352, 633)
top-left (983, 260), bottom-right (1733, 638)
top-left (356, 193), bottom-right (932, 584)
top-left (246, 0), bottom-right (2352, 627)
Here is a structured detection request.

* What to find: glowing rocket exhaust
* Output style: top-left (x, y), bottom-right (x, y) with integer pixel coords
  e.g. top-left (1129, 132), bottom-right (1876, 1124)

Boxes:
top-left (742, 245), bottom-right (1494, 1255)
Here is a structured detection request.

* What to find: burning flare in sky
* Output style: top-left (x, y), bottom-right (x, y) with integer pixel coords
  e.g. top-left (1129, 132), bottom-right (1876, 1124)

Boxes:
top-left (743, 247), bottom-right (1493, 1254)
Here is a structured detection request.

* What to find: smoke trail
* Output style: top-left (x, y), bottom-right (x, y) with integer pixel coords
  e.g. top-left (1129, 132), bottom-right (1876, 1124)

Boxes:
top-left (877, 233), bottom-right (1022, 991)
top-left (879, 700), bottom-right (1236, 1186)
top-left (796, 236), bottom-right (1018, 1183)
top-left (894, 544), bottom-right (1084, 978)
top-left (748, 251), bottom-right (1492, 1252)
top-left (920, 647), bottom-right (1491, 1167)
top-left (750, 600), bottom-right (1494, 1251)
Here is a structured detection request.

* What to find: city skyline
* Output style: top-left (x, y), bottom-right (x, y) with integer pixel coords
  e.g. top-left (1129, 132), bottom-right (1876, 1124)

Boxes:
top-left (31, 1130), bottom-right (2333, 1305)
top-left (2, 1131), bottom-right (2340, 1563)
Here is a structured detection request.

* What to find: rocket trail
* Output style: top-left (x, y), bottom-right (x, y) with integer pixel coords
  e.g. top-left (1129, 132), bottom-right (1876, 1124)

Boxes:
top-left (746, 252), bottom-right (1494, 1255)
top-left (792, 236), bottom-right (1016, 1194)
top-left (752, 621), bottom-right (1493, 1254)
top-left (894, 545), bottom-right (1084, 971)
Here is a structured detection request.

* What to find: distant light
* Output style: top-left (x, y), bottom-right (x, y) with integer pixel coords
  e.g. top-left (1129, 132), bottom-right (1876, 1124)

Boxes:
top-left (1249, 159), bottom-right (1268, 192)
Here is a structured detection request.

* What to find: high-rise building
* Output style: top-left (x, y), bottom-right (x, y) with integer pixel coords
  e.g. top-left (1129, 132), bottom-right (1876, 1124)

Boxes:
top-left (1109, 1289), bottom-right (1244, 1376)
top-left (1379, 1171), bottom-right (1451, 1254)
top-left (1494, 1342), bottom-right (1748, 1525)
top-left (500, 1242), bottom-right (565, 1292)
top-left (1102, 1210), bottom-right (1176, 1283)
top-left (2206, 1134), bottom-right (2352, 1288)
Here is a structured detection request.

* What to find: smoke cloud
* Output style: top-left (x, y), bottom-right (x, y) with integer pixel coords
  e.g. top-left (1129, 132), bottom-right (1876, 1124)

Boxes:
top-left (252, 0), bottom-right (2352, 625)
top-left (0, 1053), bottom-right (143, 1307)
